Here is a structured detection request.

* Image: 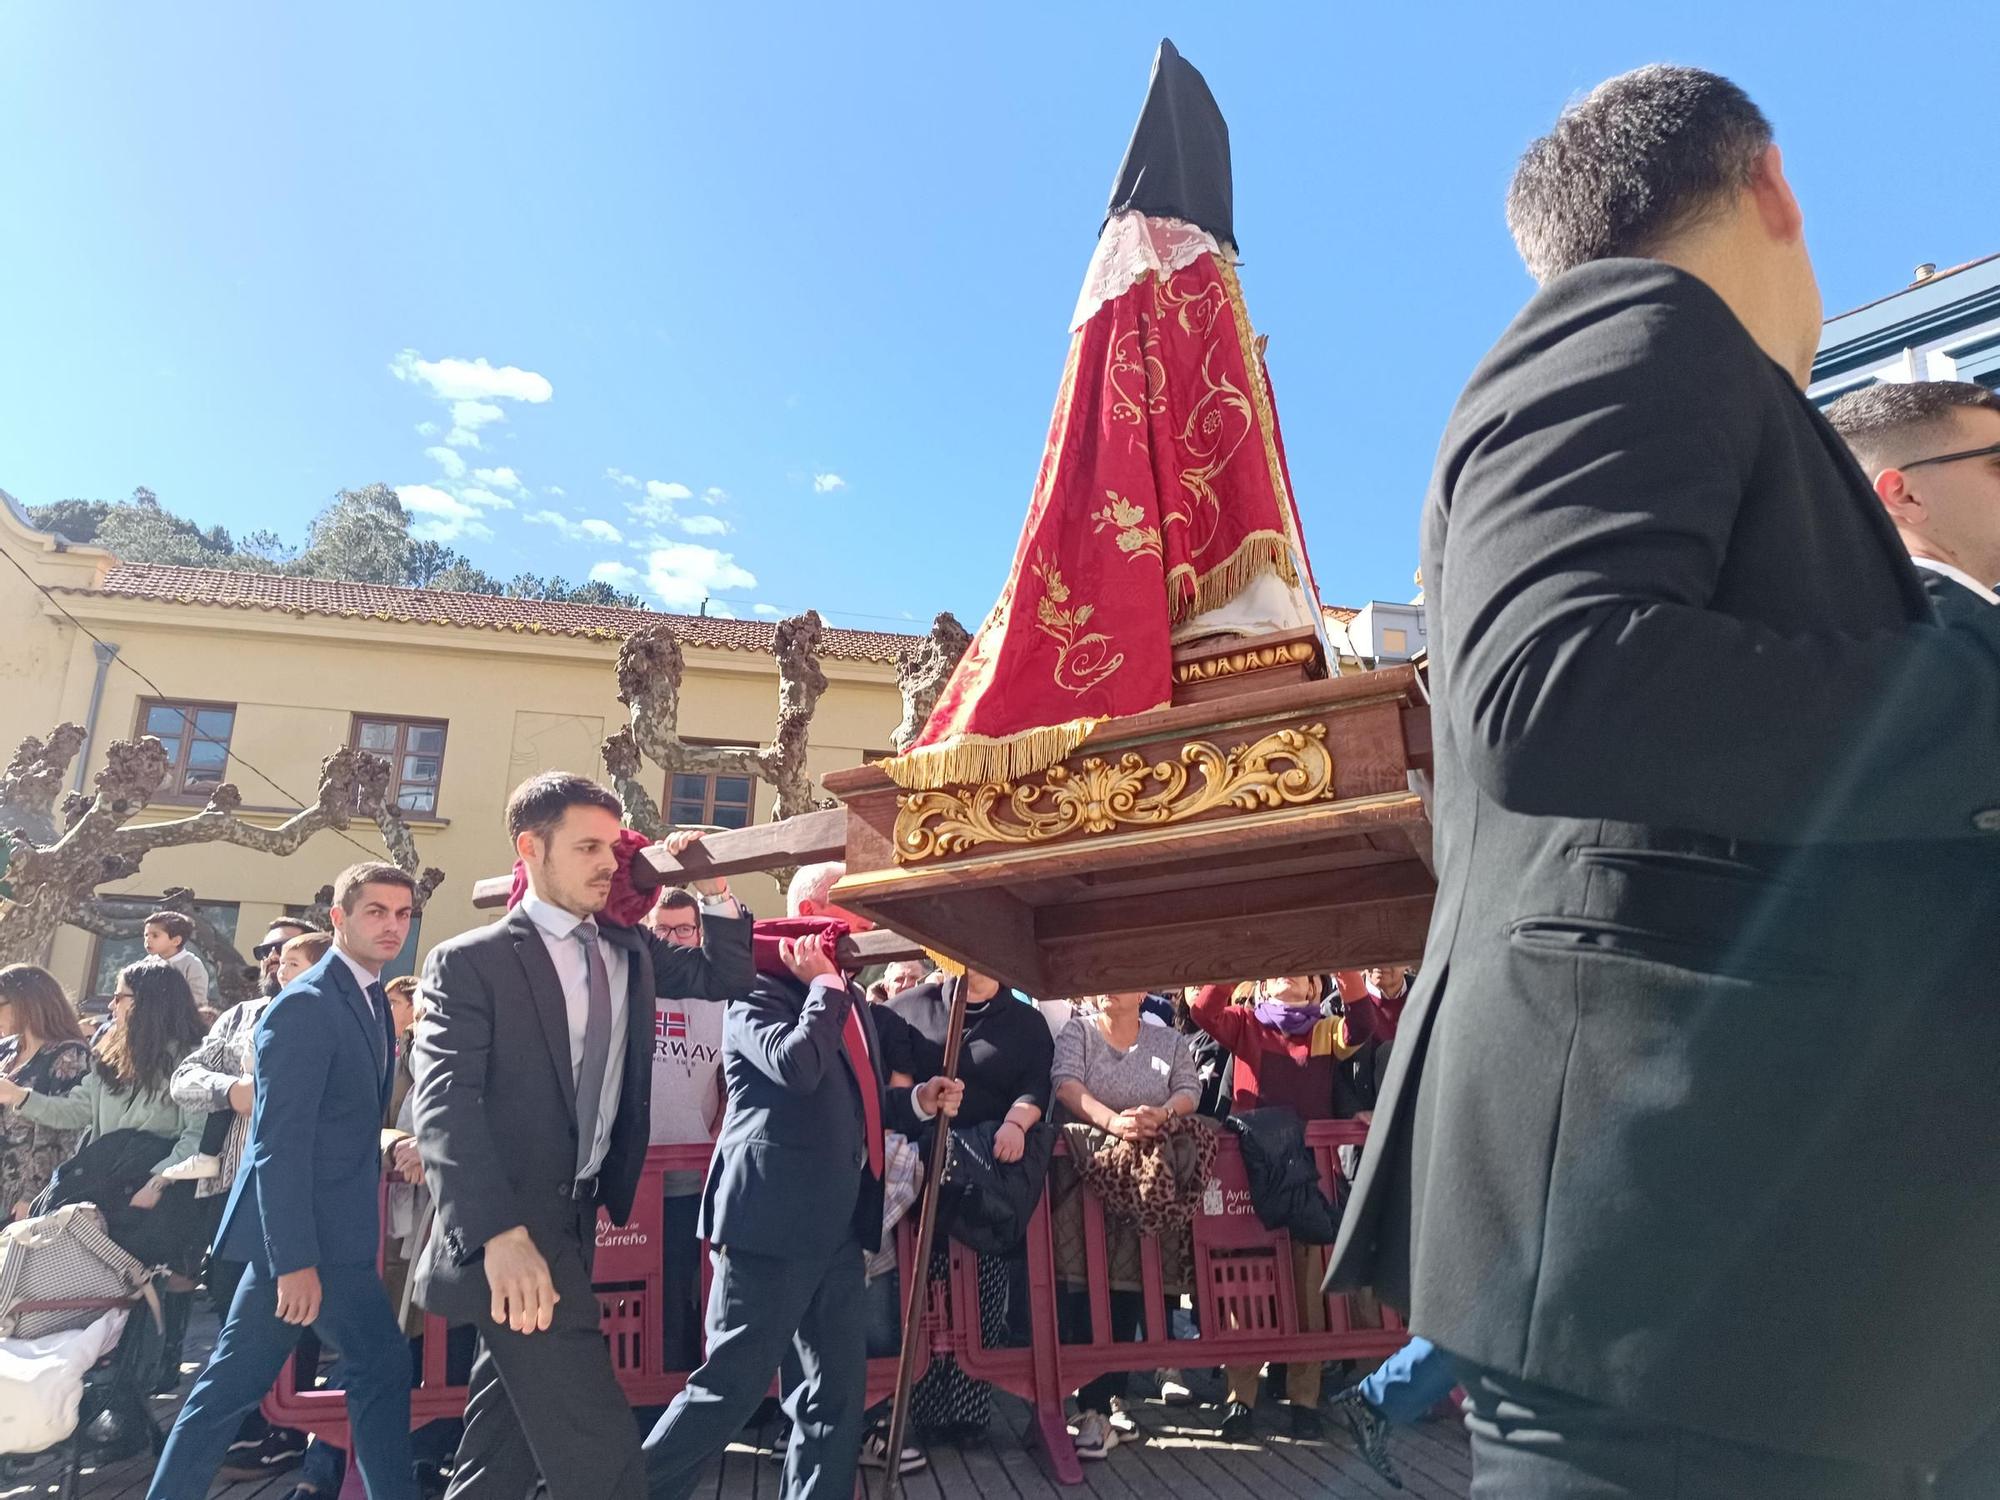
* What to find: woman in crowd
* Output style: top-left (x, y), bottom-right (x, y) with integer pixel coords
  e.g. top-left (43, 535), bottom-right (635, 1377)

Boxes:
top-left (0, 957), bottom-right (209, 1263)
top-left (1050, 989), bottom-right (1203, 1459)
top-left (0, 964), bottom-right (94, 1221)
top-left (1191, 973), bottom-right (1399, 1438)
top-left (890, 969), bottom-right (1054, 1444)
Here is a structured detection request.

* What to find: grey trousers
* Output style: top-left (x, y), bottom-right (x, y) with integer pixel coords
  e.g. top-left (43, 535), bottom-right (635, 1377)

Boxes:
top-left (1461, 1366), bottom-right (1919, 1500)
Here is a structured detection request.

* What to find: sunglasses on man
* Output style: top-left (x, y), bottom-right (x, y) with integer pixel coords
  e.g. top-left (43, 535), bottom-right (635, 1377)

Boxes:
top-left (1901, 439), bottom-right (2000, 471)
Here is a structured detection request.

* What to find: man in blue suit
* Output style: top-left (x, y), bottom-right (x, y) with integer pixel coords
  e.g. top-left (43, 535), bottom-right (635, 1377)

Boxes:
top-left (149, 862), bottom-right (420, 1500)
top-left (642, 862), bottom-right (961, 1500)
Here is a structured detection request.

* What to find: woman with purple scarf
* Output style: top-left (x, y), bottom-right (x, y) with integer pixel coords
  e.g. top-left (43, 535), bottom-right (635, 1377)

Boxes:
top-left (1189, 975), bottom-right (1399, 1438)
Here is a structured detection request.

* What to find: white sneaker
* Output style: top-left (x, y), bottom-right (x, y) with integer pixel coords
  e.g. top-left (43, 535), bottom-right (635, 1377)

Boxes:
top-left (1072, 1411), bottom-right (1118, 1460)
top-left (1157, 1369), bottom-right (1194, 1405)
top-left (858, 1429), bottom-right (927, 1474)
top-left (1108, 1397), bottom-right (1141, 1437)
top-left (160, 1154), bottom-right (220, 1183)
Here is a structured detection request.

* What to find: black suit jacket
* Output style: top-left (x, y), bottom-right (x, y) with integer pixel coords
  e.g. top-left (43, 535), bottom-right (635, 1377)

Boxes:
top-left (411, 903), bottom-right (754, 1323)
top-left (699, 971), bottom-right (923, 1261)
top-left (1328, 260), bottom-right (2000, 1465)
top-left (1919, 563), bottom-right (1997, 629)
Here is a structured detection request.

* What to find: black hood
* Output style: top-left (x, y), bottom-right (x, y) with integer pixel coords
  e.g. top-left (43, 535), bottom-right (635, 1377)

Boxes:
top-left (1102, 38), bottom-right (1235, 249)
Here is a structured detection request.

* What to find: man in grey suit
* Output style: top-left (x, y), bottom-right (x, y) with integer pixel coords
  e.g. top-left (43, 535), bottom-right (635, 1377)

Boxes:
top-left (412, 773), bottom-right (755, 1500)
top-left (1329, 66), bottom-right (2000, 1497)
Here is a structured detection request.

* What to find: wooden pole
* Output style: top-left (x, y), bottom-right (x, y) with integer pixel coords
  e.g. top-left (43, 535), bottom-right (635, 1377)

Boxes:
top-left (879, 971), bottom-right (968, 1500)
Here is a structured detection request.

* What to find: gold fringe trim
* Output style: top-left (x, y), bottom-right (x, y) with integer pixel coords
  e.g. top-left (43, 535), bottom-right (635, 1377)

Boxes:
top-left (1216, 259), bottom-right (1313, 571)
top-left (1165, 530), bottom-right (1297, 627)
top-left (923, 949), bottom-right (966, 979)
top-left (871, 715), bottom-right (1107, 791)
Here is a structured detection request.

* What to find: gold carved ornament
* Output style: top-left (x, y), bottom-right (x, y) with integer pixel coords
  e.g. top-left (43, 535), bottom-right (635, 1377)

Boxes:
top-left (892, 722), bottom-right (1336, 862)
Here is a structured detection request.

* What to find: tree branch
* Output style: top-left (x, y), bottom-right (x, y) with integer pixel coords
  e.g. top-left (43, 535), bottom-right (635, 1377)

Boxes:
top-left (0, 723), bottom-right (87, 847)
top-left (892, 612), bottom-right (971, 752)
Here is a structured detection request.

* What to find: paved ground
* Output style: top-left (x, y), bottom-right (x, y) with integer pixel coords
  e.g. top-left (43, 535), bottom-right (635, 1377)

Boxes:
top-left (2, 1318), bottom-right (1471, 1499)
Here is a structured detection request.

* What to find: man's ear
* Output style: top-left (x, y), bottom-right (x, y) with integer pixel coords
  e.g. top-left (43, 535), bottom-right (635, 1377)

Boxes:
top-left (796, 897), bottom-right (819, 918)
top-left (1748, 143), bottom-right (1804, 245)
top-left (514, 829), bottom-right (540, 864)
top-left (1873, 466), bottom-right (1923, 525)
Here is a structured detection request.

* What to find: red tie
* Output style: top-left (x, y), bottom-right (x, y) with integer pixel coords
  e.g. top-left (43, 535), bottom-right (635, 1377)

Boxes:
top-left (841, 1001), bottom-right (885, 1181)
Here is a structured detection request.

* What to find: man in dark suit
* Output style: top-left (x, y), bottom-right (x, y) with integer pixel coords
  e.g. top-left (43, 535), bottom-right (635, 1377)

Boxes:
top-left (1829, 378), bottom-right (2000, 1500)
top-left (149, 864), bottom-right (420, 1500)
top-left (1828, 380), bottom-right (2000, 628)
top-left (643, 862), bottom-right (962, 1500)
top-left (1328, 66), bottom-right (2000, 1497)
top-left (411, 774), bottom-right (755, 1500)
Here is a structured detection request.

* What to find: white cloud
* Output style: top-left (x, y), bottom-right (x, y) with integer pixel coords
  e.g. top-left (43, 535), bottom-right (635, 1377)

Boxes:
top-left (701, 487), bottom-right (728, 506)
top-left (527, 510), bottom-right (624, 545)
top-left (415, 421), bottom-right (439, 438)
top-left (425, 446), bottom-right (467, 479)
top-left (396, 484), bottom-right (494, 543)
top-left (545, 486), bottom-right (565, 498)
top-left (445, 399), bottom-right (504, 449)
top-left (473, 466), bottom-right (524, 492)
top-left (752, 603), bottom-right (784, 619)
top-left (459, 487), bottom-right (515, 512)
top-left (606, 468), bottom-right (641, 489)
top-left (590, 561), bottom-right (643, 591)
top-left (677, 514), bottom-right (730, 536)
top-left (812, 472), bottom-right (846, 493)
top-left (637, 542), bottom-right (756, 611)
top-left (645, 480), bottom-right (693, 502)
top-left (390, 350), bottom-right (553, 405)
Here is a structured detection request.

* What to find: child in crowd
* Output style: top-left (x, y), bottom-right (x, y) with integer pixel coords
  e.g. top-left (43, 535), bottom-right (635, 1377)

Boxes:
top-left (143, 911), bottom-right (210, 1014)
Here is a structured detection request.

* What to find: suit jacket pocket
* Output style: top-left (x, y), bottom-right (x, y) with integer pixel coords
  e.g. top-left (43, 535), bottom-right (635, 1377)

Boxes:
top-left (1507, 916), bottom-right (1835, 986)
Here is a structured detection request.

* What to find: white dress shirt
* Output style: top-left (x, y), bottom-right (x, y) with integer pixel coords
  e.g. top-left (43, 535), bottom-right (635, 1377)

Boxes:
top-left (332, 946), bottom-right (383, 1021)
top-left (520, 894), bottom-right (629, 1181)
top-left (1912, 555), bottom-right (2000, 606)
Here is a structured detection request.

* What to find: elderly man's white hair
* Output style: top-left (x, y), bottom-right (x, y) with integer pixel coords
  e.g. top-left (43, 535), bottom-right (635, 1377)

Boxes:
top-left (786, 861), bottom-right (845, 917)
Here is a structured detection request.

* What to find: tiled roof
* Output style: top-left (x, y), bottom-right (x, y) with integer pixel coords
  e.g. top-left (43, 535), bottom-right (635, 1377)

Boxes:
top-left (61, 564), bottom-right (925, 664)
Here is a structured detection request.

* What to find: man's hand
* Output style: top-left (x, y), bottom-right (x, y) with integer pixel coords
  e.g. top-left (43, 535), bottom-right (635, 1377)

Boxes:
top-left (228, 1077), bottom-right (256, 1116)
top-left (778, 932), bottom-right (840, 986)
top-left (275, 1267), bottom-right (323, 1326)
top-left (484, 1226), bottom-right (559, 1334)
top-left (1332, 970), bottom-right (1368, 1005)
top-left (916, 1076), bottom-right (964, 1120)
top-left (660, 828), bottom-right (730, 901)
top-left (389, 1137), bottom-right (423, 1185)
top-left (10, 1201), bottom-right (29, 1223)
top-left (129, 1182), bottom-right (162, 1211)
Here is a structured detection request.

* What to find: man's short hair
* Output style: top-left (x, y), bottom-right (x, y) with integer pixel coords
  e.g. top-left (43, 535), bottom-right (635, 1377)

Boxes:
top-left (1507, 65), bottom-right (1773, 284)
top-left (787, 861), bottom-right (845, 918)
top-left (654, 887), bottom-right (701, 915)
top-left (144, 910), bottom-right (193, 945)
top-left (1824, 381), bottom-right (2000, 474)
top-left (505, 772), bottom-right (623, 844)
top-left (263, 918), bottom-right (315, 941)
top-left (331, 861), bottom-right (417, 914)
top-left (281, 930), bottom-right (333, 965)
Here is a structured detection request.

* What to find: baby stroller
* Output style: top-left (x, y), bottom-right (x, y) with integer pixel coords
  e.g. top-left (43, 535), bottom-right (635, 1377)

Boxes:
top-left (0, 1203), bottom-right (167, 1498)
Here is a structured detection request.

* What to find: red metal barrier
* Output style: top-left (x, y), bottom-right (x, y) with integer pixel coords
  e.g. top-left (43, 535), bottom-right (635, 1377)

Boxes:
top-left (262, 1143), bottom-right (929, 1441)
top-left (262, 1123), bottom-right (1404, 1491)
top-left (947, 1119), bottom-right (1406, 1484)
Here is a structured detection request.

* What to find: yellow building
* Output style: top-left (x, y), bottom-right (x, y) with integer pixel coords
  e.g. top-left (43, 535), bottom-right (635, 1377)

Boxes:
top-left (0, 491), bottom-right (921, 1000)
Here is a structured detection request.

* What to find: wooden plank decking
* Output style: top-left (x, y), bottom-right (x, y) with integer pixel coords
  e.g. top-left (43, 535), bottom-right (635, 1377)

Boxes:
top-left (3, 1317), bottom-right (1470, 1499)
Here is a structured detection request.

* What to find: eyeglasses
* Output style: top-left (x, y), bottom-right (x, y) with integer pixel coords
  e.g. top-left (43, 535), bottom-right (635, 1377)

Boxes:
top-left (1902, 440), bottom-right (2000, 471)
top-left (657, 921), bottom-right (701, 942)
top-left (253, 941), bottom-right (285, 960)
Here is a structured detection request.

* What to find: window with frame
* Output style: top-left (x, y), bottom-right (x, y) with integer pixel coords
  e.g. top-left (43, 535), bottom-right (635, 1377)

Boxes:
top-left (138, 700), bottom-right (236, 800)
top-left (351, 717), bottom-right (448, 816)
top-left (90, 899), bottom-right (242, 1002)
top-left (667, 772), bottom-right (754, 829)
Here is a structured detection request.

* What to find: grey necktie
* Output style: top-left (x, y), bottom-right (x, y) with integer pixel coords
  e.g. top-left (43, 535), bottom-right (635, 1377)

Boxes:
top-left (571, 921), bottom-right (614, 1182)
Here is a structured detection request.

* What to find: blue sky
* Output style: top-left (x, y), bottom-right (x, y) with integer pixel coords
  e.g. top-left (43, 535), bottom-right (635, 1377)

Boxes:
top-left (1, 4), bottom-right (1989, 628)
